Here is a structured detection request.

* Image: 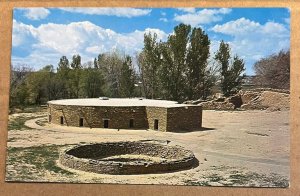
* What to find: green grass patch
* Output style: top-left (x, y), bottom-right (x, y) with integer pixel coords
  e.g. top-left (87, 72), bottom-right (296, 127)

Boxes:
top-left (184, 168), bottom-right (289, 187)
top-left (10, 106), bottom-right (47, 114)
top-left (208, 173), bottom-right (225, 182)
top-left (7, 137), bottom-right (18, 142)
top-left (184, 179), bottom-right (211, 186)
top-left (8, 116), bottom-right (36, 131)
top-left (6, 145), bottom-right (74, 181)
top-left (228, 172), bottom-right (289, 187)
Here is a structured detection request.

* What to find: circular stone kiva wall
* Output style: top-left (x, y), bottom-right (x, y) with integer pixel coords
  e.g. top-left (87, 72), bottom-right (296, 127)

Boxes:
top-left (59, 141), bottom-right (198, 175)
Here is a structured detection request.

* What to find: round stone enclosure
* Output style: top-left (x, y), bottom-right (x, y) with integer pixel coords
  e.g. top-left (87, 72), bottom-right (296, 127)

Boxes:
top-left (59, 141), bottom-right (199, 175)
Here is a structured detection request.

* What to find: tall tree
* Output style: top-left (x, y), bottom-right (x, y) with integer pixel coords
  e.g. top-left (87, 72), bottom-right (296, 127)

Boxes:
top-left (139, 23), bottom-right (213, 102)
top-left (70, 54), bottom-right (82, 69)
top-left (93, 58), bottom-right (98, 69)
top-left (57, 56), bottom-right (69, 70)
top-left (119, 56), bottom-right (136, 98)
top-left (69, 54), bottom-right (82, 98)
top-left (41, 65), bottom-right (61, 101)
top-left (186, 27), bottom-right (210, 100)
top-left (57, 56), bottom-right (70, 98)
top-left (80, 66), bottom-right (104, 98)
top-left (139, 32), bottom-right (162, 99)
top-left (26, 66), bottom-right (54, 104)
top-left (215, 41), bottom-right (245, 96)
top-left (97, 52), bottom-right (123, 97)
top-left (253, 50), bottom-right (290, 89)
top-left (10, 65), bottom-right (32, 107)
top-left (167, 24), bottom-right (191, 101)
top-left (158, 42), bottom-right (174, 99)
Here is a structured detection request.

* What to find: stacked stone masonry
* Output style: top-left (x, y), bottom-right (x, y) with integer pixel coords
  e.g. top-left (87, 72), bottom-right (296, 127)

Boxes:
top-left (48, 98), bottom-right (202, 132)
top-left (59, 141), bottom-right (198, 175)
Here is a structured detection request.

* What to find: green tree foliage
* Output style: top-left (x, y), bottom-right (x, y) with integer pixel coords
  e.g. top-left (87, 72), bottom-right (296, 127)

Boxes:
top-left (57, 56), bottom-right (70, 98)
top-left (10, 65), bottom-right (32, 107)
top-left (80, 67), bottom-right (104, 98)
top-left (253, 50), bottom-right (290, 89)
top-left (186, 27), bottom-right (210, 100)
top-left (158, 42), bottom-right (173, 99)
top-left (96, 51), bottom-right (137, 98)
top-left (165, 24), bottom-right (191, 101)
top-left (138, 32), bottom-right (161, 99)
top-left (57, 56), bottom-right (69, 70)
top-left (119, 56), bottom-right (136, 98)
top-left (69, 54), bottom-right (82, 98)
top-left (70, 54), bottom-right (82, 69)
top-left (25, 65), bottom-right (59, 104)
top-left (93, 58), bottom-right (98, 69)
top-left (215, 41), bottom-right (245, 96)
top-left (97, 52), bottom-right (123, 97)
top-left (139, 23), bottom-right (212, 102)
top-left (11, 55), bottom-right (105, 107)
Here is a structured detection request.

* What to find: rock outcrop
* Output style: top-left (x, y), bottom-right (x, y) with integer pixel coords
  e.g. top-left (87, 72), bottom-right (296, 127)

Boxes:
top-left (189, 89), bottom-right (290, 111)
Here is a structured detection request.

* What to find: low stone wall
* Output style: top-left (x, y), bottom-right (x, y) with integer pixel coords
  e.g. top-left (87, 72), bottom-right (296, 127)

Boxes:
top-left (59, 141), bottom-right (198, 175)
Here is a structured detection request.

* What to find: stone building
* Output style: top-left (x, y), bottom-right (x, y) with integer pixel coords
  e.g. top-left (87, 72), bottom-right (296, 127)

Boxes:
top-left (47, 98), bottom-right (202, 132)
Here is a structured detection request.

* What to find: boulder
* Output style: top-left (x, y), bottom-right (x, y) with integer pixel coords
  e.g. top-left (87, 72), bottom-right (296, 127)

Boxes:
top-left (240, 91), bottom-right (260, 104)
top-left (226, 94), bottom-right (242, 109)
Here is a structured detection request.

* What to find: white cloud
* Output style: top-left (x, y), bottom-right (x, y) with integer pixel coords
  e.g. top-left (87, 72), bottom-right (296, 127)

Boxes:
top-left (21, 8), bottom-right (50, 20)
top-left (159, 18), bottom-right (168, 22)
top-left (284, 18), bottom-right (290, 25)
top-left (211, 18), bottom-right (260, 36)
top-left (12, 20), bottom-right (168, 69)
top-left (177, 8), bottom-right (196, 13)
top-left (12, 19), bottom-right (37, 47)
top-left (59, 8), bottom-right (151, 18)
top-left (210, 18), bottom-right (290, 74)
top-left (174, 8), bottom-right (231, 26)
top-left (211, 17), bottom-right (289, 38)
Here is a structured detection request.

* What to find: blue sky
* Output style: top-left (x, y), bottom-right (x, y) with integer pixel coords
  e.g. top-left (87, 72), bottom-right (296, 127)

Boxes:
top-left (12, 8), bottom-right (290, 75)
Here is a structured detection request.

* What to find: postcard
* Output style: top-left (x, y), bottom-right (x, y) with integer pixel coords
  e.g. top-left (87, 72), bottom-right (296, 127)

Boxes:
top-left (6, 7), bottom-right (290, 187)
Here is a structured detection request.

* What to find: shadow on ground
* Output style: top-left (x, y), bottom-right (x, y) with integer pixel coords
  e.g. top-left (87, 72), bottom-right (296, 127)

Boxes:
top-left (171, 127), bottom-right (216, 133)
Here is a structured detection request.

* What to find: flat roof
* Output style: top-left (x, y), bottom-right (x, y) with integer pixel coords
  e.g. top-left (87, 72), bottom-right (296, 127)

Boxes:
top-left (48, 98), bottom-right (195, 108)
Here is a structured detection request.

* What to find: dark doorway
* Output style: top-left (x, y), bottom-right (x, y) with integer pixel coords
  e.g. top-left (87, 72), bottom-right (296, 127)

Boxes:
top-left (129, 119), bottom-right (134, 128)
top-left (104, 119), bottom-right (109, 128)
top-left (79, 118), bottom-right (84, 127)
top-left (60, 116), bottom-right (64, 125)
top-left (154, 119), bottom-right (159, 130)
top-left (48, 115), bottom-right (51, 122)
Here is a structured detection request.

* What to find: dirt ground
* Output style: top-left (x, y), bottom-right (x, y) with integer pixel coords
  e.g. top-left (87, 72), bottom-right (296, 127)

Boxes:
top-left (5, 110), bottom-right (289, 187)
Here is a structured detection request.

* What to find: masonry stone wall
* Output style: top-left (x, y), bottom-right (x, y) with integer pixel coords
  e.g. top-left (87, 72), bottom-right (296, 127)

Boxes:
top-left (48, 102), bottom-right (202, 132)
top-left (167, 106), bottom-right (202, 131)
top-left (59, 141), bottom-right (198, 175)
top-left (145, 107), bottom-right (168, 132)
top-left (48, 104), bottom-right (147, 129)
